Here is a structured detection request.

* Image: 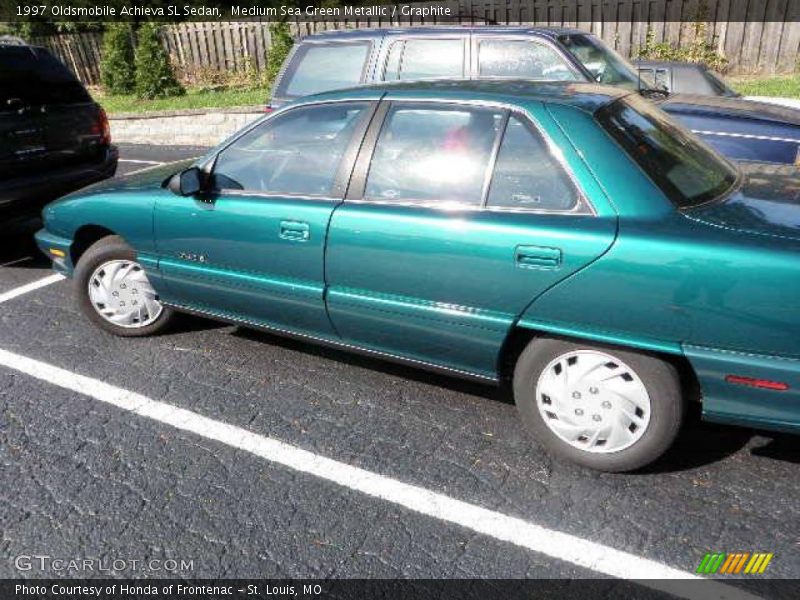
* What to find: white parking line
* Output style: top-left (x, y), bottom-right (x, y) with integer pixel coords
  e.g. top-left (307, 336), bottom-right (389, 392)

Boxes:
top-left (0, 274), bottom-right (64, 304)
top-left (0, 346), bottom-right (755, 600)
top-left (118, 159), bottom-right (165, 165)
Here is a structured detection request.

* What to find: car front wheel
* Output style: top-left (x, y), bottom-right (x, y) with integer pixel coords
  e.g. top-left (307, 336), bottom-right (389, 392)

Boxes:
top-left (74, 235), bottom-right (174, 337)
top-left (513, 337), bottom-right (684, 472)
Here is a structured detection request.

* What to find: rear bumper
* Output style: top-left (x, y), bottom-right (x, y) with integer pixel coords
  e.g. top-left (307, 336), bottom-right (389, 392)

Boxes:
top-left (0, 146), bottom-right (118, 218)
top-left (34, 228), bottom-right (74, 277)
top-left (684, 344), bottom-right (800, 433)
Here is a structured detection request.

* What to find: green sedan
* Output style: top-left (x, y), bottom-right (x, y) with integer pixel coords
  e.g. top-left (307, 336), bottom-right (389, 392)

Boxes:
top-left (35, 81), bottom-right (800, 472)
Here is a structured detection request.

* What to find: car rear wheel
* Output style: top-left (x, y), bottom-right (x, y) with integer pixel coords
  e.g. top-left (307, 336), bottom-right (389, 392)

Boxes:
top-left (74, 236), bottom-right (173, 337)
top-left (513, 337), bottom-right (684, 472)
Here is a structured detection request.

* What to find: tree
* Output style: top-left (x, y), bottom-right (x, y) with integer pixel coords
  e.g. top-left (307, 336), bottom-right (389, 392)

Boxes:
top-left (265, 21), bottom-right (294, 85)
top-left (134, 23), bottom-right (184, 100)
top-left (100, 23), bottom-right (135, 94)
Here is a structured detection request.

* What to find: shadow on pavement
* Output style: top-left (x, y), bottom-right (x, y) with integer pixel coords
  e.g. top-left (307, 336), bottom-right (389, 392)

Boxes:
top-left (750, 434), bottom-right (800, 464)
top-left (0, 217), bottom-right (48, 268)
top-left (231, 326), bottom-right (507, 403)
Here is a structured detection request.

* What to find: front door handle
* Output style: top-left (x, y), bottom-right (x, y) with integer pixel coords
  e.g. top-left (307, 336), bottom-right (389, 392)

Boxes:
top-left (279, 220), bottom-right (310, 242)
top-left (515, 245), bottom-right (562, 269)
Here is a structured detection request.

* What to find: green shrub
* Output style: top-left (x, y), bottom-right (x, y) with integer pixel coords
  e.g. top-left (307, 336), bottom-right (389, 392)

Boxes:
top-left (134, 23), bottom-right (185, 100)
top-left (265, 21), bottom-right (294, 85)
top-left (636, 25), bottom-right (728, 72)
top-left (100, 23), bottom-right (135, 94)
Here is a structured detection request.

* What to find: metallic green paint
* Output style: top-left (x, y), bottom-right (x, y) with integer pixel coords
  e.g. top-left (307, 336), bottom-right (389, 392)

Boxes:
top-left (326, 205), bottom-right (615, 376)
top-left (154, 193), bottom-right (338, 337)
top-left (35, 82), bottom-right (800, 436)
top-left (684, 345), bottom-right (800, 430)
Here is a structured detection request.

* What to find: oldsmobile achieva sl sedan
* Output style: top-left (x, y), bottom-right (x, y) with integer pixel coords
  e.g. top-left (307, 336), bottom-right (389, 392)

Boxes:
top-left (36, 81), bottom-right (800, 472)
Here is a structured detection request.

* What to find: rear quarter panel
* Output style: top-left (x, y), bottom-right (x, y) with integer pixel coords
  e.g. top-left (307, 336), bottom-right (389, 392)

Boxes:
top-left (526, 104), bottom-right (800, 359)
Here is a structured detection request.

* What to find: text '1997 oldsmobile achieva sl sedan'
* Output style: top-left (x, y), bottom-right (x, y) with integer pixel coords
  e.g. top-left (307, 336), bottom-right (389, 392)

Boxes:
top-left (36, 81), bottom-right (800, 471)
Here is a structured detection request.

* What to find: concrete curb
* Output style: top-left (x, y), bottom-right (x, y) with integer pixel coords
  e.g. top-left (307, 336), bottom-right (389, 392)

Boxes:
top-left (109, 105), bottom-right (264, 146)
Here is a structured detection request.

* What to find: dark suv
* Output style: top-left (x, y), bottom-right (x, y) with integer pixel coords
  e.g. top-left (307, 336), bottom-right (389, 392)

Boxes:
top-left (269, 27), bottom-right (800, 165)
top-left (1, 40), bottom-right (118, 221)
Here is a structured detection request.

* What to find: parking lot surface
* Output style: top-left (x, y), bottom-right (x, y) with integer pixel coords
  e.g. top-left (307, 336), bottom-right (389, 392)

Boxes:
top-left (0, 145), bottom-right (798, 594)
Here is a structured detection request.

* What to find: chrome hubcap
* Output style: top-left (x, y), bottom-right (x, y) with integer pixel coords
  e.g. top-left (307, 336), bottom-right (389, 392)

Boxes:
top-left (536, 350), bottom-right (651, 453)
top-left (88, 259), bottom-right (162, 328)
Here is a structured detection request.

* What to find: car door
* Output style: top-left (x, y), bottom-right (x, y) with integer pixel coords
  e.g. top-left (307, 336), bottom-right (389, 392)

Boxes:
top-left (325, 99), bottom-right (617, 379)
top-left (154, 100), bottom-right (375, 337)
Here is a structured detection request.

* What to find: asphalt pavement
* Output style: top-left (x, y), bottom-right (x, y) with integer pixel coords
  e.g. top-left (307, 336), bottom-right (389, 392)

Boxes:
top-left (0, 144), bottom-right (798, 595)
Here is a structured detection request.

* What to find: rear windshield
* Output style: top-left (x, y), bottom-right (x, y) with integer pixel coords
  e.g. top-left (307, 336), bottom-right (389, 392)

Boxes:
top-left (0, 46), bottom-right (90, 108)
top-left (275, 41), bottom-right (370, 99)
top-left (596, 94), bottom-right (738, 208)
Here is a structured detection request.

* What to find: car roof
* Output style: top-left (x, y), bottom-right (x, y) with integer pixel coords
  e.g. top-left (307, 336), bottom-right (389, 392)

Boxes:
top-left (295, 79), bottom-right (630, 114)
top-left (299, 25), bottom-right (585, 41)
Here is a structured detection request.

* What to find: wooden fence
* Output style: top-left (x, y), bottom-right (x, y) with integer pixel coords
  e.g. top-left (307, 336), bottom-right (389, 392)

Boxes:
top-left (33, 1), bottom-right (800, 87)
top-left (33, 22), bottom-right (274, 87)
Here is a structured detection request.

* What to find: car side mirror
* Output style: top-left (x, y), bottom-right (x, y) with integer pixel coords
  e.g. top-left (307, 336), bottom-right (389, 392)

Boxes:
top-left (168, 167), bottom-right (203, 197)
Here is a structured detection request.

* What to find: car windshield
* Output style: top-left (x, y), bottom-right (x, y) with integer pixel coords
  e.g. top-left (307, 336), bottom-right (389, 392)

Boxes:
top-left (559, 33), bottom-right (655, 90)
top-left (596, 94), bottom-right (738, 208)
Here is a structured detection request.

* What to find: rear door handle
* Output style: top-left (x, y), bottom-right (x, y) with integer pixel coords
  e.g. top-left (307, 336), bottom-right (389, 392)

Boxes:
top-left (279, 220), bottom-right (310, 242)
top-left (515, 245), bottom-right (562, 269)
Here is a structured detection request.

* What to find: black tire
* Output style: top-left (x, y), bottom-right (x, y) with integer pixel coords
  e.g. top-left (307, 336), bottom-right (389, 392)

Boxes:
top-left (74, 235), bottom-right (174, 337)
top-left (513, 336), bottom-right (684, 472)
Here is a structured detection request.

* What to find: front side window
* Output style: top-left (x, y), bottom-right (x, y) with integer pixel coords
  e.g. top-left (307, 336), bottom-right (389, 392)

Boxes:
top-left (382, 39), bottom-right (465, 81)
top-left (478, 40), bottom-right (579, 81)
top-left (487, 116), bottom-right (579, 211)
top-left (365, 104), bottom-right (503, 205)
top-left (278, 42), bottom-right (370, 98)
top-left (596, 95), bottom-right (738, 208)
top-left (212, 102), bottom-right (368, 196)
top-left (559, 34), bottom-right (654, 90)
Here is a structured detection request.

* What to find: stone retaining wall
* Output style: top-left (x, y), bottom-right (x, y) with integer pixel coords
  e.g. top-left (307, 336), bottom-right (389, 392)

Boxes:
top-left (110, 106), bottom-right (264, 146)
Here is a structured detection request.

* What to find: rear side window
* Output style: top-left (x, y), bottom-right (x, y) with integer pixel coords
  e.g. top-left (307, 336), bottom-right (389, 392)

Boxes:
top-left (0, 46), bottom-right (90, 109)
top-left (596, 95), bottom-right (738, 208)
top-left (365, 104), bottom-right (503, 205)
top-left (487, 116), bottom-right (579, 211)
top-left (212, 102), bottom-right (369, 196)
top-left (477, 40), bottom-right (579, 81)
top-left (277, 42), bottom-right (370, 98)
top-left (383, 39), bottom-right (465, 81)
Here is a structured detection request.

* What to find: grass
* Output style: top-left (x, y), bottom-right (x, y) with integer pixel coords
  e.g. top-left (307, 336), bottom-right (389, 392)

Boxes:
top-left (727, 74), bottom-right (800, 98)
top-left (93, 86), bottom-right (268, 114)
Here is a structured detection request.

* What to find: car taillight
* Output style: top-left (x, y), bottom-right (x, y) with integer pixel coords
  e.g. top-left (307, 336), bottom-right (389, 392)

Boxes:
top-left (97, 108), bottom-right (111, 144)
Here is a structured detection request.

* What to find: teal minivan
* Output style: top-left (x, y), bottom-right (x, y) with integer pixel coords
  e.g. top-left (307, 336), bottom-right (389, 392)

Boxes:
top-left (36, 81), bottom-right (800, 471)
